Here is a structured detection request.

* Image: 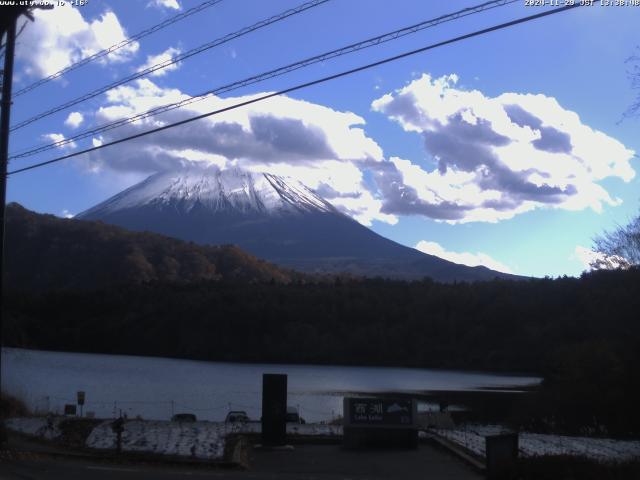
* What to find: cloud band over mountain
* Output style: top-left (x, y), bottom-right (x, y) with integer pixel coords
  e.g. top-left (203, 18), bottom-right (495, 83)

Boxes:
top-left (371, 74), bottom-right (636, 223)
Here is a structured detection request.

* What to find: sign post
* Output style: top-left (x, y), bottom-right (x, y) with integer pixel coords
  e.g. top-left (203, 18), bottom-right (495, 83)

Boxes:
top-left (63, 404), bottom-right (77, 416)
top-left (111, 417), bottom-right (125, 454)
top-left (77, 391), bottom-right (85, 417)
top-left (343, 397), bottom-right (418, 449)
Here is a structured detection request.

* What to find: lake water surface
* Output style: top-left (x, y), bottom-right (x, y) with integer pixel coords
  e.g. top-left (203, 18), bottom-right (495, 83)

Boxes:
top-left (2, 348), bottom-right (540, 422)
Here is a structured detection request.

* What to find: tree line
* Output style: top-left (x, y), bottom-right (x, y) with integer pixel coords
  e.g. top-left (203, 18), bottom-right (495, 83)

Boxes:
top-left (3, 268), bottom-right (640, 436)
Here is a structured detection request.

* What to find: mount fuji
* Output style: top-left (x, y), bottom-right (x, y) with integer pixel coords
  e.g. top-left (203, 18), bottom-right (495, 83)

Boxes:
top-left (78, 167), bottom-right (516, 282)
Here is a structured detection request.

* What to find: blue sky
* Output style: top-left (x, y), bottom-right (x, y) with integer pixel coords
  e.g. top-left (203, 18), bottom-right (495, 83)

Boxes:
top-left (5, 0), bottom-right (640, 277)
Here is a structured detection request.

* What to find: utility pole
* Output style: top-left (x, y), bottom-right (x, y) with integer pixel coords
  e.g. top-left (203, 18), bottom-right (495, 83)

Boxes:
top-left (0, 2), bottom-right (51, 366)
top-left (0, 7), bottom-right (22, 447)
top-left (1, 5), bottom-right (25, 376)
top-left (0, 5), bottom-right (50, 446)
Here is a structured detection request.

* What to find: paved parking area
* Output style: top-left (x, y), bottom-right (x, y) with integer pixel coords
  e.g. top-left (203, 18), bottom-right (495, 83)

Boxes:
top-left (1, 438), bottom-right (482, 479)
top-left (248, 443), bottom-right (482, 479)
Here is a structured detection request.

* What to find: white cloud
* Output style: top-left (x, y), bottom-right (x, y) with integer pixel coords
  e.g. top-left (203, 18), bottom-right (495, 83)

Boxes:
top-left (42, 133), bottom-right (77, 150)
top-left (84, 79), bottom-right (392, 225)
top-left (416, 240), bottom-right (513, 274)
top-left (573, 245), bottom-right (630, 271)
top-left (17, 4), bottom-right (138, 78)
top-left (61, 209), bottom-right (74, 219)
top-left (372, 73), bottom-right (636, 223)
top-left (64, 111), bottom-right (84, 129)
top-left (97, 79), bottom-right (384, 165)
top-left (246, 160), bottom-right (397, 226)
top-left (148, 0), bottom-right (181, 10)
top-left (137, 47), bottom-right (182, 77)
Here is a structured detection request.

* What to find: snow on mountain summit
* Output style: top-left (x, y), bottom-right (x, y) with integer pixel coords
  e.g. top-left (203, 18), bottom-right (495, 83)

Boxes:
top-left (81, 168), bottom-right (337, 217)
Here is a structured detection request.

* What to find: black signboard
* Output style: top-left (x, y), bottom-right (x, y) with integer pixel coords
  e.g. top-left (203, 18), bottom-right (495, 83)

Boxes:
top-left (343, 397), bottom-right (418, 449)
top-left (261, 374), bottom-right (287, 446)
top-left (77, 391), bottom-right (85, 406)
top-left (346, 398), bottom-right (414, 426)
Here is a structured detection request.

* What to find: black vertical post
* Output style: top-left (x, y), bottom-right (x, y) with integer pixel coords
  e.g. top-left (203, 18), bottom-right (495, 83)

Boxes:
top-left (486, 433), bottom-right (519, 480)
top-left (111, 417), bottom-right (124, 453)
top-left (0, 10), bottom-right (18, 408)
top-left (261, 373), bottom-right (287, 446)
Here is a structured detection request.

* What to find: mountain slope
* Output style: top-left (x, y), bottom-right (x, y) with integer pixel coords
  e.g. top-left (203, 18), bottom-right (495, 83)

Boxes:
top-left (4, 203), bottom-right (302, 291)
top-left (78, 167), bottom-right (518, 282)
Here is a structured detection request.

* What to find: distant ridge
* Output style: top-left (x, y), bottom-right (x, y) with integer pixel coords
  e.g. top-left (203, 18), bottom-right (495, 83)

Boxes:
top-left (5, 202), bottom-right (302, 291)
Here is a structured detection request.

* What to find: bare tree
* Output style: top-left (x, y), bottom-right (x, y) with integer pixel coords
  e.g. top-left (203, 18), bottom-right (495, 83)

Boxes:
top-left (592, 210), bottom-right (640, 269)
top-left (592, 49), bottom-right (640, 269)
top-left (623, 46), bottom-right (640, 119)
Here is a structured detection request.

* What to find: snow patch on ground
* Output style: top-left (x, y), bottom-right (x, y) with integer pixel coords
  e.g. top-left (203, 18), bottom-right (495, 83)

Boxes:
top-left (86, 420), bottom-right (229, 459)
top-left (433, 425), bottom-right (640, 463)
top-left (85, 420), bottom-right (342, 460)
top-left (5, 417), bottom-right (64, 441)
top-left (7, 415), bottom-right (344, 461)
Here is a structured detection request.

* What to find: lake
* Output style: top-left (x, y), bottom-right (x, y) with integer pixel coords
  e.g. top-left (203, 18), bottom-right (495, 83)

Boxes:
top-left (1, 348), bottom-right (540, 422)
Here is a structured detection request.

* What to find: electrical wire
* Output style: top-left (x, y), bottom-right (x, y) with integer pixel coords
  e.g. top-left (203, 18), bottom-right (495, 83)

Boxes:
top-left (9, 0), bottom-right (518, 160)
top-left (9, 0), bottom-right (331, 132)
top-left (6, 4), bottom-right (581, 177)
top-left (12, 0), bottom-right (225, 97)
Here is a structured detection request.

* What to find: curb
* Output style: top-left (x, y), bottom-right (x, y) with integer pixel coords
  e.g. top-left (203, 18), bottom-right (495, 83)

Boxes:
top-left (226, 434), bottom-right (251, 469)
top-left (426, 432), bottom-right (486, 472)
top-left (240, 432), bottom-right (342, 445)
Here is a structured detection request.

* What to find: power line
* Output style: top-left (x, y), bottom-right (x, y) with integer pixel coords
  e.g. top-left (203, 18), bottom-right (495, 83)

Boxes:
top-left (10, 0), bottom-right (518, 160)
top-left (6, 4), bottom-right (581, 177)
top-left (12, 0), bottom-right (224, 97)
top-left (9, 0), bottom-right (331, 132)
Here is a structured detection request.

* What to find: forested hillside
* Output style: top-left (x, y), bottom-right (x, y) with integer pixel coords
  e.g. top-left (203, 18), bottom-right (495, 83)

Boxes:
top-left (4, 203), bottom-right (303, 290)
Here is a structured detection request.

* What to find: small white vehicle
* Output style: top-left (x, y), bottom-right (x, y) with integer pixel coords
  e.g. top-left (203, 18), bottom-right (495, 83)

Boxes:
top-left (225, 410), bottom-right (250, 423)
top-left (171, 413), bottom-right (197, 422)
top-left (285, 406), bottom-right (306, 424)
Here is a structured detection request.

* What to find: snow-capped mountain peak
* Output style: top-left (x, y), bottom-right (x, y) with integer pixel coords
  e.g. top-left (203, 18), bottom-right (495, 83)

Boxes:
top-left (81, 167), bottom-right (337, 217)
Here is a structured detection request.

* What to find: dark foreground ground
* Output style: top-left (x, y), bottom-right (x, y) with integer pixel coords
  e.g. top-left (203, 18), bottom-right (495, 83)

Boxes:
top-left (0, 441), bottom-right (481, 480)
